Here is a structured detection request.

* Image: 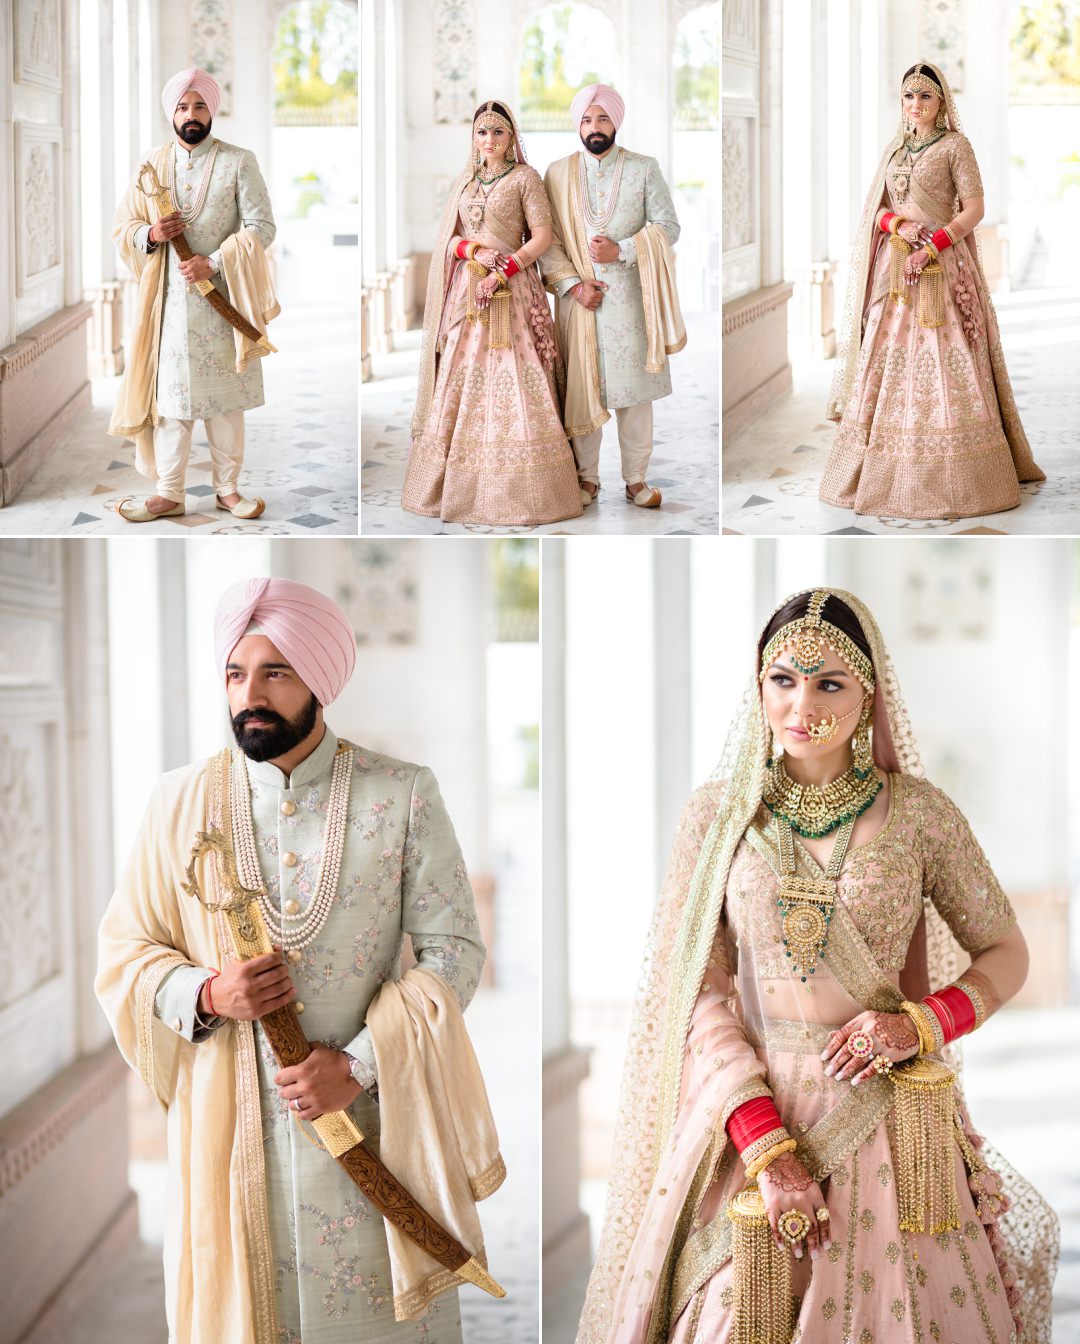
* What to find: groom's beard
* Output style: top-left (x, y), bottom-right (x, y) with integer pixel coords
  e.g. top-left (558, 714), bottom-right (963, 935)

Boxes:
top-left (175, 115), bottom-right (211, 144)
top-left (582, 130), bottom-right (614, 155)
top-left (231, 694), bottom-right (319, 761)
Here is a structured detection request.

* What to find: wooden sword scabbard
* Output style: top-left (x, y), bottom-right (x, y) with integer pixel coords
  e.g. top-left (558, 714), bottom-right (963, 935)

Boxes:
top-left (184, 826), bottom-right (503, 1300)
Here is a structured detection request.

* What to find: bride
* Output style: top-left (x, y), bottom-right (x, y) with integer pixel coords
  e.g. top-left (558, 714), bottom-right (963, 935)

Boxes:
top-left (403, 100), bottom-right (582, 526)
top-left (821, 62), bottom-right (1044, 520)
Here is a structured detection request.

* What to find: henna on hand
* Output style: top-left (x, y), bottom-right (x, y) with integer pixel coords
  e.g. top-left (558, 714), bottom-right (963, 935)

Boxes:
top-left (760, 1152), bottom-right (813, 1194)
top-left (871, 1011), bottom-right (919, 1054)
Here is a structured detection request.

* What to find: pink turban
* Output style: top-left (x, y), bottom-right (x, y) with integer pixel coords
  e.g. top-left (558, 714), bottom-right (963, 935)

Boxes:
top-left (214, 578), bottom-right (356, 707)
top-left (161, 67), bottom-right (221, 124)
top-left (570, 83), bottom-right (625, 132)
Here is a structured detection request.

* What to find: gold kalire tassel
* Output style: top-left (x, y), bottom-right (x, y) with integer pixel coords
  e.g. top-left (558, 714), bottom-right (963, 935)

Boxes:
top-left (889, 234), bottom-right (912, 306)
top-left (917, 260), bottom-right (946, 329)
top-left (727, 1187), bottom-right (793, 1344)
top-left (465, 258), bottom-right (488, 325)
top-left (890, 1058), bottom-right (961, 1235)
top-left (489, 279), bottom-right (511, 349)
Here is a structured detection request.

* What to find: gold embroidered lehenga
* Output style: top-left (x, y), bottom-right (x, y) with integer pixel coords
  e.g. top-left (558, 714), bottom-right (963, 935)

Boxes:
top-left (821, 62), bottom-right (1045, 519)
top-left (404, 103), bottom-right (582, 526)
top-left (576, 589), bottom-right (1058, 1344)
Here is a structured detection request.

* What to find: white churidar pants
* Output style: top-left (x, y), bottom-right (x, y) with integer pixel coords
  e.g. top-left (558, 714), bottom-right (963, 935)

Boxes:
top-left (571, 402), bottom-right (654, 487)
top-left (154, 412), bottom-right (245, 504)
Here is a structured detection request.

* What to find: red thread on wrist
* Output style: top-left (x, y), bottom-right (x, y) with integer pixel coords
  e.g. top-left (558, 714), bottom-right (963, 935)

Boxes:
top-left (205, 972), bottom-right (220, 1016)
top-left (727, 1096), bottom-right (784, 1153)
top-left (880, 212), bottom-right (897, 235)
top-left (931, 228), bottom-right (953, 253)
top-left (922, 986), bottom-right (975, 1044)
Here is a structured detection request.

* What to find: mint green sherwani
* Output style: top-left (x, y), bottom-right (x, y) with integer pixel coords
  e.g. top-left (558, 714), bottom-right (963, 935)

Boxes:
top-left (155, 730), bottom-right (482, 1341)
top-left (546, 147), bottom-right (680, 408)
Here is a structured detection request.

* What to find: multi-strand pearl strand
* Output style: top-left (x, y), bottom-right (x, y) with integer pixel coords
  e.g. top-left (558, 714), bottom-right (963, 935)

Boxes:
top-left (231, 745), bottom-right (353, 951)
top-left (167, 141), bottom-right (220, 225)
top-left (577, 147), bottom-right (624, 234)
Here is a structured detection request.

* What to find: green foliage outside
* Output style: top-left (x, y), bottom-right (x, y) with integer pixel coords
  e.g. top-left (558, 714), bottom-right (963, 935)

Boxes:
top-left (274, 0), bottom-right (358, 125)
top-left (491, 539), bottom-right (539, 642)
top-left (674, 16), bottom-right (719, 130)
top-left (1010, 0), bottom-right (1080, 99)
top-left (519, 5), bottom-right (605, 129)
top-left (517, 724), bottom-right (540, 789)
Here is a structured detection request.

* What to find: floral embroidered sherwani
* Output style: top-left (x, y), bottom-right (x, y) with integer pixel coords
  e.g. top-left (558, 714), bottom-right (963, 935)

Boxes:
top-left (131, 137), bottom-right (275, 418)
top-left (542, 148), bottom-right (680, 409)
top-left (154, 730), bottom-right (483, 1342)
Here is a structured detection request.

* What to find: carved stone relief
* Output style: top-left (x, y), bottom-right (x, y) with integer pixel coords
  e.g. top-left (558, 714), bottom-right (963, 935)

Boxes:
top-left (722, 115), bottom-right (752, 251)
top-left (13, 125), bottom-right (63, 296)
top-left (190, 0), bottom-right (234, 117)
top-left (433, 0), bottom-right (476, 124)
top-left (0, 727), bottom-right (58, 1014)
top-left (722, 0), bottom-right (756, 54)
top-left (920, 0), bottom-right (964, 92)
top-left (14, 0), bottom-right (62, 91)
top-left (334, 539), bottom-right (419, 644)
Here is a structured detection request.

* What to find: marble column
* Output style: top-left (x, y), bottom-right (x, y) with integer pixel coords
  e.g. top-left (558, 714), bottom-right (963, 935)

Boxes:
top-left (722, 0), bottom-right (792, 439)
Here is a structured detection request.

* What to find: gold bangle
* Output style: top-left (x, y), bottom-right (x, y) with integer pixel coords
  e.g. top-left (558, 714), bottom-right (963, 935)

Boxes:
top-left (889, 215), bottom-right (903, 235)
top-left (744, 1137), bottom-right (797, 1182)
top-left (924, 238), bottom-right (939, 260)
top-left (899, 1000), bottom-right (934, 1056)
top-left (465, 241), bottom-right (479, 261)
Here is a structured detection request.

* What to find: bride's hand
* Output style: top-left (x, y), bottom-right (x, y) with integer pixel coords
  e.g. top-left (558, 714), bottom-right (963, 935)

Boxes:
top-left (821, 1010), bottom-right (920, 1084)
top-left (473, 246), bottom-right (499, 269)
top-left (474, 271), bottom-right (501, 310)
top-left (904, 247), bottom-right (930, 283)
top-left (897, 220), bottom-right (922, 245)
top-left (758, 1153), bottom-right (830, 1261)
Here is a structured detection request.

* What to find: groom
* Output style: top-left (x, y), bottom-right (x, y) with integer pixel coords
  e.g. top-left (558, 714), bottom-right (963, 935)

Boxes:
top-left (541, 83), bottom-right (685, 509)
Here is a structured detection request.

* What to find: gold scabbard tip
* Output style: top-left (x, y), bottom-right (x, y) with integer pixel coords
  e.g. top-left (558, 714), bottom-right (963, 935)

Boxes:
top-left (457, 1256), bottom-right (506, 1299)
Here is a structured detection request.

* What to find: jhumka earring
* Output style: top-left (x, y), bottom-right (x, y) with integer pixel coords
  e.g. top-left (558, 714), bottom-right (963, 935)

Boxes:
top-left (852, 702), bottom-right (874, 777)
top-left (506, 143), bottom-right (517, 163)
top-left (935, 108), bottom-right (948, 130)
top-left (474, 145), bottom-right (482, 168)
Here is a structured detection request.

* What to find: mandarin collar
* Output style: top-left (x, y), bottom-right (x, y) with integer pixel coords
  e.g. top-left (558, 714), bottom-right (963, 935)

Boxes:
top-left (174, 134), bottom-right (216, 163)
top-left (585, 146), bottom-right (619, 175)
top-left (244, 727), bottom-right (340, 790)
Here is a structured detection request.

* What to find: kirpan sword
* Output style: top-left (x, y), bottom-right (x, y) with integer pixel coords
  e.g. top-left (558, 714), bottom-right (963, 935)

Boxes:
top-left (181, 783), bottom-right (504, 1301)
top-left (137, 160), bottom-right (277, 355)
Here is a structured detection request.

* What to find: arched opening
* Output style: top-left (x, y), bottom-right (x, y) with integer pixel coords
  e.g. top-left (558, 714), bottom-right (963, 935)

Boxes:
top-left (672, 1), bottom-right (719, 311)
top-left (516, 2), bottom-right (620, 175)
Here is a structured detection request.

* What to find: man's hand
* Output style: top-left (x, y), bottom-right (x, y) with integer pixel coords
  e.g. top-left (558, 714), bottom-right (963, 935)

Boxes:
top-left (179, 254), bottom-right (214, 284)
top-left (149, 211), bottom-right (185, 244)
top-left (588, 234), bottom-right (620, 263)
top-left (275, 1044), bottom-right (362, 1121)
top-left (571, 280), bottom-right (607, 310)
top-left (198, 950), bottom-right (296, 1021)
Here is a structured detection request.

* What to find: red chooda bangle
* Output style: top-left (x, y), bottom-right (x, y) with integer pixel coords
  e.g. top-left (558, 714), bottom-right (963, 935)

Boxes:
top-left (503, 255), bottom-right (521, 279)
top-left (727, 1095), bottom-right (785, 1153)
top-left (931, 228), bottom-right (953, 253)
top-left (880, 212), bottom-right (897, 235)
top-left (922, 985), bottom-right (977, 1044)
top-left (455, 239), bottom-right (470, 260)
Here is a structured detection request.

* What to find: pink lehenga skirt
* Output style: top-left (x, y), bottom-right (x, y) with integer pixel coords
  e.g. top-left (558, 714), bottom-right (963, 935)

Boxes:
top-left (668, 1023), bottom-right (1021, 1344)
top-left (820, 235), bottom-right (1045, 519)
top-left (403, 263), bottom-right (582, 526)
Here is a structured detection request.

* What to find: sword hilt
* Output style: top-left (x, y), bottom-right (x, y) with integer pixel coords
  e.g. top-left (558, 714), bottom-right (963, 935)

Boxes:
top-left (137, 160), bottom-right (175, 217)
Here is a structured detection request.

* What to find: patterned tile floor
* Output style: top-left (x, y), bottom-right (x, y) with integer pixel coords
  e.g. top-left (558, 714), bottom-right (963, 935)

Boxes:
top-left (542, 1006), bottom-right (1080, 1343)
top-left (71, 799), bottom-right (539, 1344)
top-left (0, 232), bottom-right (358, 536)
top-left (360, 312), bottom-right (719, 536)
top-left (723, 287), bottom-right (1080, 535)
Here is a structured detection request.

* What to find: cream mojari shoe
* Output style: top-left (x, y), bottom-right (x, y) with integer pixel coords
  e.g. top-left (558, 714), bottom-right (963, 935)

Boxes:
top-left (116, 496), bottom-right (185, 522)
top-left (216, 494), bottom-right (266, 519)
top-left (626, 483), bottom-right (662, 508)
top-left (579, 480), bottom-right (600, 508)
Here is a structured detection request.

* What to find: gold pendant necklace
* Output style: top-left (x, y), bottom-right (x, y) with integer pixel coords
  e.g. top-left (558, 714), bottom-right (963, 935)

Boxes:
top-left (775, 813), bottom-right (854, 982)
top-left (763, 754), bottom-right (880, 839)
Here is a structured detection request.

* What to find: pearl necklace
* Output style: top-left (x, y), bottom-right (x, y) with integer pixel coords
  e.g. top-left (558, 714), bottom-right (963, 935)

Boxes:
top-left (577, 148), bottom-right (624, 234)
top-left (168, 140), bottom-right (219, 225)
top-left (231, 742), bottom-right (353, 951)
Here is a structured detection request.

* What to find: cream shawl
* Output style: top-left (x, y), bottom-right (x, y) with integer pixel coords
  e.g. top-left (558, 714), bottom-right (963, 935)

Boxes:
top-left (541, 154), bottom-right (609, 438)
top-left (367, 968), bottom-right (506, 1321)
top-left (95, 759), bottom-right (278, 1344)
top-left (635, 222), bottom-right (687, 373)
top-left (109, 142), bottom-right (280, 475)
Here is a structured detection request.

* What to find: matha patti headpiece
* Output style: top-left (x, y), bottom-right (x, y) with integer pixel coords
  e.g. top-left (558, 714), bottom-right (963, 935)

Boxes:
top-left (474, 101), bottom-right (514, 138)
top-left (901, 70), bottom-right (944, 99)
top-left (759, 589), bottom-right (876, 692)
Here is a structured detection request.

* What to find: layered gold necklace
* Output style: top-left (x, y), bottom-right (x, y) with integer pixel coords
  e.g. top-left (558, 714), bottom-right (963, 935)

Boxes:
top-left (763, 754), bottom-right (881, 839)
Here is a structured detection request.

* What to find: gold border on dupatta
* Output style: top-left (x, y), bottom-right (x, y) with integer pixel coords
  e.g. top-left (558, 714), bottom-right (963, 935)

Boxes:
top-left (566, 152), bottom-right (609, 437)
top-left (207, 748), bottom-right (279, 1344)
top-left (134, 952), bottom-right (190, 1104)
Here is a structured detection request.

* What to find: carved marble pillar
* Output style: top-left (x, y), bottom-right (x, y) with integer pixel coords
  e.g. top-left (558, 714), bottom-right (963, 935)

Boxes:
top-left (85, 282), bottom-right (125, 376)
top-left (360, 286), bottom-right (372, 382)
top-left (0, 541), bottom-right (134, 1341)
top-left (723, 0), bottom-right (791, 438)
top-left (372, 271), bottom-right (394, 355)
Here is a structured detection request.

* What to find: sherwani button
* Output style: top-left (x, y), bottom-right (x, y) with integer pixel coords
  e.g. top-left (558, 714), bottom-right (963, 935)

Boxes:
top-left (287, 949), bottom-right (302, 964)
top-left (281, 800), bottom-right (297, 816)
top-left (284, 898), bottom-right (301, 915)
top-left (295, 1002), bottom-right (305, 1015)
top-left (282, 850), bottom-right (298, 867)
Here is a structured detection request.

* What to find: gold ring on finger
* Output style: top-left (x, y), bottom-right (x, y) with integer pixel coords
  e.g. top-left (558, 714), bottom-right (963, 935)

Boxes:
top-left (777, 1209), bottom-right (812, 1245)
top-left (848, 1030), bottom-right (875, 1062)
top-left (815, 1207), bottom-right (831, 1223)
top-left (870, 1054), bottom-right (893, 1076)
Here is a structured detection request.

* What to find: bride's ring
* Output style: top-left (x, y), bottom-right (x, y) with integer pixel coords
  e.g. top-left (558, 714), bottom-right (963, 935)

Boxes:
top-left (848, 1030), bottom-right (875, 1062)
top-left (778, 1209), bottom-right (812, 1245)
top-left (815, 1207), bottom-right (831, 1223)
top-left (870, 1054), bottom-right (893, 1076)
